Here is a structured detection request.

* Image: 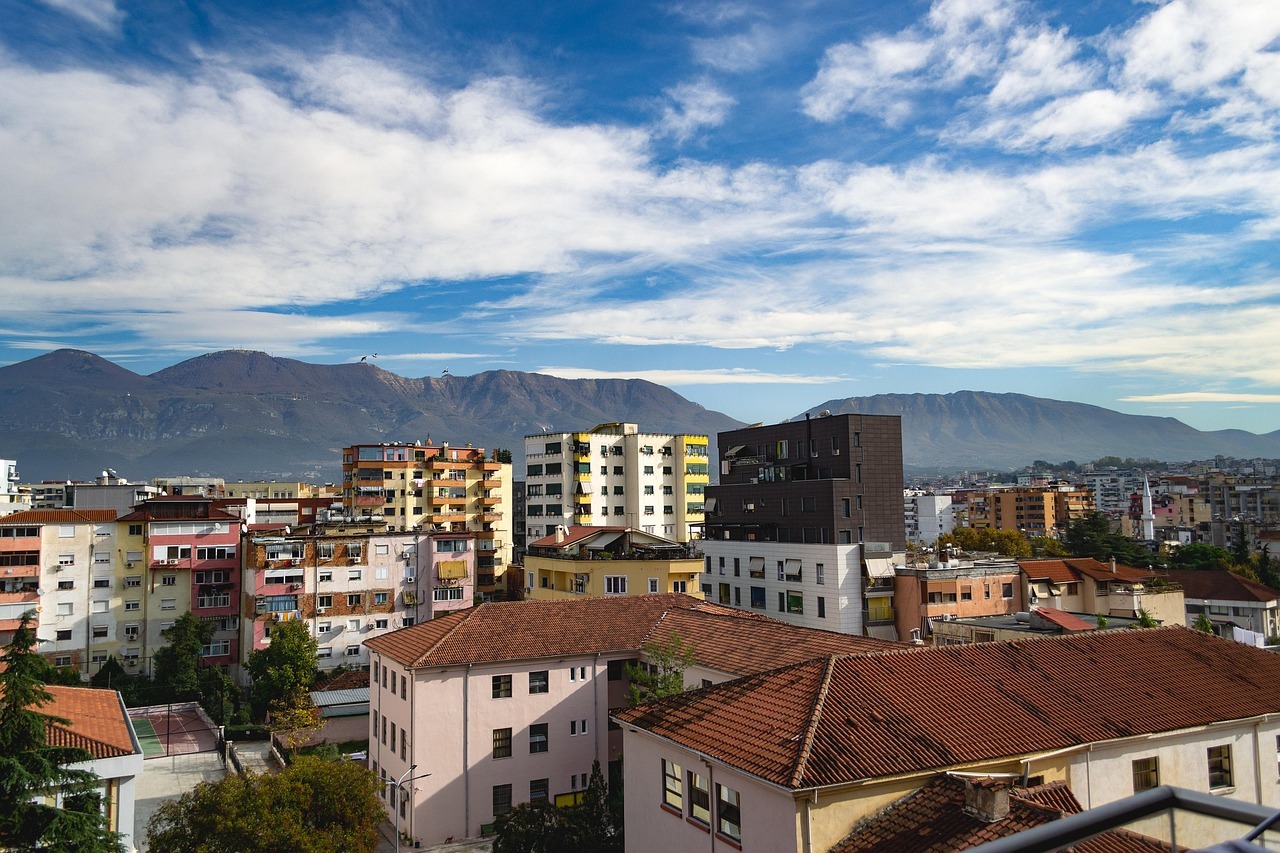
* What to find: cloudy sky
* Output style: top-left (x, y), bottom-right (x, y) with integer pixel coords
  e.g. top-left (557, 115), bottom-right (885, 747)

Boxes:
top-left (2, 0), bottom-right (1279, 434)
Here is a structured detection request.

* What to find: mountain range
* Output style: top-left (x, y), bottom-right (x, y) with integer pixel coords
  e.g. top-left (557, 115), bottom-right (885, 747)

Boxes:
top-left (1, 349), bottom-right (1277, 481)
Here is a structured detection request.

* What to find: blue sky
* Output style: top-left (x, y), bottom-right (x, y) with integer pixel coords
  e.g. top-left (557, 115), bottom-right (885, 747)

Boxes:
top-left (2, 0), bottom-right (1279, 435)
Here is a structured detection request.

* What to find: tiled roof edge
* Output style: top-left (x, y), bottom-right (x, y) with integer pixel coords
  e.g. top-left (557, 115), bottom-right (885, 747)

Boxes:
top-left (410, 607), bottom-right (479, 667)
top-left (790, 654), bottom-right (838, 788)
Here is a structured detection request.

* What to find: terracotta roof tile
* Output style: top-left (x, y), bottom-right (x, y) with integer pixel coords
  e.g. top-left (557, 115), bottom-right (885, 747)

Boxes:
top-left (528, 525), bottom-right (627, 548)
top-left (827, 775), bottom-right (1174, 853)
top-left (0, 509), bottom-right (119, 524)
top-left (1032, 607), bottom-right (1097, 632)
top-left (1019, 558), bottom-right (1153, 585)
top-left (618, 627), bottom-right (1280, 789)
top-left (42, 685), bottom-right (138, 760)
top-left (364, 594), bottom-right (899, 672)
top-left (1161, 570), bottom-right (1279, 604)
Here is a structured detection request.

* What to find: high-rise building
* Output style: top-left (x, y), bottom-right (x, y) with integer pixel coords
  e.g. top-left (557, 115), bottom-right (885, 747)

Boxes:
top-left (700, 413), bottom-right (906, 638)
top-left (964, 483), bottom-right (1091, 537)
top-left (522, 424), bottom-right (709, 547)
top-left (340, 442), bottom-right (512, 598)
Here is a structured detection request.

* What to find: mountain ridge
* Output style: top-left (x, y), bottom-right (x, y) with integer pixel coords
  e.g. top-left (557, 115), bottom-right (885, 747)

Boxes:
top-left (2, 350), bottom-right (1276, 479)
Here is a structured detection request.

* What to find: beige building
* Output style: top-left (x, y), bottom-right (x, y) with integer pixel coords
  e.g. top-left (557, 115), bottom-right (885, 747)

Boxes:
top-left (525, 526), bottom-right (703, 600)
top-left (965, 484), bottom-right (1091, 537)
top-left (1019, 557), bottom-right (1185, 626)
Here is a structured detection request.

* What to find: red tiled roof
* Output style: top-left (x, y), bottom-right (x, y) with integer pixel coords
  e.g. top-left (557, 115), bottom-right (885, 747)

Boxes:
top-left (1161, 569), bottom-right (1279, 604)
top-left (1032, 607), bottom-right (1096, 632)
top-left (528, 525), bottom-right (627, 548)
top-left (42, 685), bottom-right (138, 760)
top-left (1019, 558), bottom-right (1153, 585)
top-left (617, 627), bottom-right (1280, 789)
top-left (0, 509), bottom-right (119, 524)
top-left (363, 594), bottom-right (900, 672)
top-left (828, 775), bottom-right (1174, 853)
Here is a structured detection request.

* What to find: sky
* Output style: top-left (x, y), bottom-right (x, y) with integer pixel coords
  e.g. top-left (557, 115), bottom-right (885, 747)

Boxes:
top-left (1, 0), bottom-right (1279, 436)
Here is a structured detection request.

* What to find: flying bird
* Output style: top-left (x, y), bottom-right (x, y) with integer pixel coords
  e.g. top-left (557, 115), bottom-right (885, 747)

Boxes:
top-left (358, 353), bottom-right (378, 363)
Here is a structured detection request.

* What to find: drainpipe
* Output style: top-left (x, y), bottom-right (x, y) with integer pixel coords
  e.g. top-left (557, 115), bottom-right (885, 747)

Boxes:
top-left (1254, 720), bottom-right (1264, 805)
top-left (463, 663), bottom-right (471, 837)
top-left (593, 653), bottom-right (601, 764)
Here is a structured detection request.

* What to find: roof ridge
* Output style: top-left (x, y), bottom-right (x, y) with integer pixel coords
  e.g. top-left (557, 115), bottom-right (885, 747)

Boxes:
top-left (411, 606), bottom-right (478, 667)
top-left (49, 719), bottom-right (128, 756)
top-left (790, 654), bottom-right (838, 787)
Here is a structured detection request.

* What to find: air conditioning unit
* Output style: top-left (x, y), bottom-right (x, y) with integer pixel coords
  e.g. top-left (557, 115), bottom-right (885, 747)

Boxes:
top-left (317, 607), bottom-right (328, 614)
top-left (404, 575), bottom-right (416, 583)
top-left (125, 660), bottom-right (138, 667)
top-left (941, 613), bottom-right (956, 621)
top-left (126, 562), bottom-right (134, 568)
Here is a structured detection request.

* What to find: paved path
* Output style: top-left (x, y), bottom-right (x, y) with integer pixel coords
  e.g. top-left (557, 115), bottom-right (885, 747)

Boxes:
top-left (232, 740), bottom-right (280, 775)
top-left (133, 751), bottom-right (226, 852)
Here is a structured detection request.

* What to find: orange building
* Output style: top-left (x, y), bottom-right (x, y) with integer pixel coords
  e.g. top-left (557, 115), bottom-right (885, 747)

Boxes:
top-left (964, 484), bottom-right (1090, 537)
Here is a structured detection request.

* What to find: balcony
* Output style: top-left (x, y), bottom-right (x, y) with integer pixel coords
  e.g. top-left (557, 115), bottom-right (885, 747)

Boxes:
top-left (354, 495), bottom-right (383, 507)
top-left (480, 478), bottom-right (502, 489)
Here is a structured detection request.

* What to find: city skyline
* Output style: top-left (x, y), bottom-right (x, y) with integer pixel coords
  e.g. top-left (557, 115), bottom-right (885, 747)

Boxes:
top-left (1, 0), bottom-right (1278, 433)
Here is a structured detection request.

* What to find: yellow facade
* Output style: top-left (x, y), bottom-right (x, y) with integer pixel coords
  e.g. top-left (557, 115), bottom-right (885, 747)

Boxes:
top-left (526, 553), bottom-right (705, 600)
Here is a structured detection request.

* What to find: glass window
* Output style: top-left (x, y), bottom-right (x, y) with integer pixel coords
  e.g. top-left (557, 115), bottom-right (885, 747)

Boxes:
top-left (530, 778), bottom-right (549, 804)
top-left (492, 674), bottom-right (512, 698)
top-left (530, 670), bottom-right (549, 694)
top-left (1208, 745), bottom-right (1233, 789)
top-left (663, 759), bottom-right (682, 811)
top-left (492, 728), bottom-right (512, 759)
top-left (688, 771), bottom-right (710, 824)
top-left (529, 723), bottom-right (548, 753)
top-left (716, 784), bottom-right (741, 840)
top-left (1132, 756), bottom-right (1159, 792)
top-left (492, 784), bottom-right (512, 817)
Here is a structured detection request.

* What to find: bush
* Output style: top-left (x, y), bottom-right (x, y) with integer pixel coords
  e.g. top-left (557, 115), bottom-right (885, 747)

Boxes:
top-left (223, 724), bottom-right (270, 741)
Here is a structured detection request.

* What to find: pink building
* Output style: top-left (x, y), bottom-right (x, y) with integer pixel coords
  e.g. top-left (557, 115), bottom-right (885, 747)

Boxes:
top-left (363, 594), bottom-right (898, 846)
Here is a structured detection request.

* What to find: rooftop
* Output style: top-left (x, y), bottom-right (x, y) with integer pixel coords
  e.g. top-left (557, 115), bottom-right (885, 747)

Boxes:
top-left (616, 627), bottom-right (1280, 790)
top-left (43, 685), bottom-right (139, 760)
top-left (1160, 569), bottom-right (1279, 604)
top-left (0, 509), bottom-right (119, 524)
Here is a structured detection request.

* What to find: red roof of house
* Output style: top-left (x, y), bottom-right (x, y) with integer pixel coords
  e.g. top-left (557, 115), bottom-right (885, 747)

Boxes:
top-left (616, 627), bottom-right (1280, 790)
top-left (42, 685), bottom-right (138, 760)
top-left (829, 775), bottom-right (1174, 853)
top-left (0, 509), bottom-right (119, 524)
top-left (363, 594), bottom-right (900, 672)
top-left (1019, 558), bottom-right (1153, 585)
top-left (527, 525), bottom-right (628, 549)
top-left (1161, 569), bottom-right (1279, 604)
top-left (1032, 607), bottom-right (1097, 632)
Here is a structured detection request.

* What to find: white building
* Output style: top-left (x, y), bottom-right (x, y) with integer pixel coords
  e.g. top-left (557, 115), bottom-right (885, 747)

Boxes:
top-left (523, 423), bottom-right (709, 547)
top-left (904, 490), bottom-right (956, 544)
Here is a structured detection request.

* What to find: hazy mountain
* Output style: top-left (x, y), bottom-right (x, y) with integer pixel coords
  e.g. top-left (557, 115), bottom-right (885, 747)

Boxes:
top-left (2, 350), bottom-right (1276, 482)
top-left (802, 391), bottom-right (1280, 470)
top-left (0, 350), bottom-right (743, 481)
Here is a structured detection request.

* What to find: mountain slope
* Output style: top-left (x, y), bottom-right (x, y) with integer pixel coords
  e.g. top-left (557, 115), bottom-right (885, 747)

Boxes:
top-left (803, 391), bottom-right (1280, 470)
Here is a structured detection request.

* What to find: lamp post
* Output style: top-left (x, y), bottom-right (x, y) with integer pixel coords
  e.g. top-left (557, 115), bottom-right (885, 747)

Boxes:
top-left (391, 765), bottom-right (431, 852)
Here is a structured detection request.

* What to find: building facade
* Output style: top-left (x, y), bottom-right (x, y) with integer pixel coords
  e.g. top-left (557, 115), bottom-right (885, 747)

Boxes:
top-left (525, 526), bottom-right (704, 601)
top-left (964, 484), bottom-right (1090, 537)
top-left (522, 423), bottom-right (709, 547)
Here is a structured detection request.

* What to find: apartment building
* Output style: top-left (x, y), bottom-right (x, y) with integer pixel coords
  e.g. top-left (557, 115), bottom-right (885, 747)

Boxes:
top-left (1082, 470), bottom-right (1148, 516)
top-left (362, 594), bottom-right (898, 846)
top-left (0, 458), bottom-right (28, 515)
top-left (964, 483), bottom-right (1090, 537)
top-left (522, 423), bottom-right (709, 547)
top-left (903, 490), bottom-right (957, 544)
top-left (1018, 557), bottom-right (1185, 626)
top-left (241, 525), bottom-right (475, 675)
top-left (340, 442), bottom-right (511, 598)
top-left (892, 554), bottom-right (1024, 641)
top-left (525, 526), bottom-right (704, 601)
top-left (1166, 569), bottom-right (1280, 641)
top-left (0, 509), bottom-right (117, 670)
top-left (115, 495), bottom-right (242, 675)
top-left (700, 413), bottom-right (906, 637)
top-left (618, 627), bottom-right (1280, 853)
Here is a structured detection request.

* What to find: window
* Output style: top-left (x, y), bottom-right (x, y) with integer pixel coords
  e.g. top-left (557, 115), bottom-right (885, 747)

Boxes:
top-left (161, 574), bottom-right (177, 586)
top-left (318, 594), bottom-right (332, 609)
top-left (604, 576), bottom-right (627, 595)
top-left (688, 771), bottom-right (710, 824)
top-left (56, 629), bottom-right (72, 641)
top-left (375, 618), bottom-right (389, 629)
top-left (802, 496), bottom-right (816, 512)
top-left (786, 590), bottom-right (804, 614)
top-left (492, 674), bottom-right (512, 698)
top-left (750, 587), bottom-right (765, 609)
top-left (124, 600), bottom-right (139, 612)
top-left (348, 569), bottom-right (362, 581)
top-left (345, 646), bottom-right (361, 657)
top-left (374, 592), bottom-right (389, 605)
top-left (817, 596), bottom-right (826, 618)
top-left (530, 778), bottom-right (549, 804)
top-left (1002, 582), bottom-right (1014, 599)
top-left (648, 577), bottom-right (659, 594)
top-left (816, 563), bottom-right (825, 585)
top-left (1208, 745), bottom-right (1233, 789)
top-left (1132, 756), bottom-right (1160, 792)
top-left (530, 723), bottom-right (548, 753)
top-left (716, 784), bottom-right (741, 840)
top-left (530, 670), bottom-right (549, 694)
top-left (492, 728), bottom-right (512, 759)
top-left (493, 784), bottom-right (512, 817)
top-left (347, 593), bottom-right (362, 607)
top-left (92, 625), bottom-right (108, 638)
top-left (125, 575), bottom-right (141, 588)
top-left (54, 655), bottom-right (72, 667)
top-left (663, 760), bottom-right (682, 811)
top-left (57, 579), bottom-right (74, 591)
top-left (161, 598), bottom-right (176, 611)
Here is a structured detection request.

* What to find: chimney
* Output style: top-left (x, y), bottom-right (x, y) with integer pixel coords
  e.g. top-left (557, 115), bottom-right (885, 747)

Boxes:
top-left (555, 525), bottom-right (566, 544)
top-left (964, 778), bottom-right (1011, 822)
top-left (1110, 556), bottom-right (1117, 573)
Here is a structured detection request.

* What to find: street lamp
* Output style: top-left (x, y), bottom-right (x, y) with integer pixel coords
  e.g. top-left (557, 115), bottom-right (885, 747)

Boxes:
top-left (391, 765), bottom-right (431, 852)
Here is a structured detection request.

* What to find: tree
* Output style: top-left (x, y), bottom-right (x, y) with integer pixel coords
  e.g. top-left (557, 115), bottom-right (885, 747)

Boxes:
top-left (1028, 536), bottom-right (1069, 558)
top-left (1136, 609), bottom-right (1158, 628)
top-left (152, 612), bottom-right (214, 702)
top-left (270, 686), bottom-right (323, 755)
top-left (626, 631), bottom-right (695, 706)
top-left (1167, 543), bottom-right (1234, 573)
top-left (1063, 513), bottom-right (1152, 567)
top-left (0, 612), bottom-right (125, 852)
top-left (1195, 612), bottom-right (1215, 634)
top-left (246, 619), bottom-right (318, 720)
top-left (146, 755), bottom-right (383, 853)
top-left (493, 759), bottom-right (622, 853)
top-left (578, 759), bottom-right (622, 852)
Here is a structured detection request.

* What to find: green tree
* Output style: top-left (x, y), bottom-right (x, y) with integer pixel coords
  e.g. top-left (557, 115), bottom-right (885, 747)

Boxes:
top-left (1195, 612), bottom-right (1215, 634)
top-left (146, 755), bottom-right (383, 853)
top-left (199, 664), bottom-right (239, 726)
top-left (1136, 609), bottom-right (1158, 628)
top-left (1028, 536), bottom-right (1069, 558)
top-left (246, 619), bottom-right (318, 720)
top-left (152, 612), bottom-right (214, 702)
top-left (1063, 513), bottom-right (1152, 567)
top-left (1167, 543), bottom-right (1234, 573)
top-left (0, 612), bottom-right (125, 851)
top-left (270, 686), bottom-right (323, 755)
top-left (578, 759), bottom-right (622, 853)
top-left (1232, 521), bottom-right (1251, 566)
top-left (493, 760), bottom-right (621, 853)
top-left (626, 631), bottom-right (696, 706)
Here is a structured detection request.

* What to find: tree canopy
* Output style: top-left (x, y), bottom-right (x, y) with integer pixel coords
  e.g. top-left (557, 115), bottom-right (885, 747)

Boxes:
top-left (1167, 543), bottom-right (1235, 573)
top-left (146, 755), bottom-right (383, 853)
top-left (0, 612), bottom-right (124, 852)
top-left (153, 612), bottom-right (214, 702)
top-left (246, 618), bottom-right (318, 720)
top-left (493, 759), bottom-right (622, 853)
top-left (626, 631), bottom-right (695, 707)
top-left (1063, 512), bottom-right (1154, 567)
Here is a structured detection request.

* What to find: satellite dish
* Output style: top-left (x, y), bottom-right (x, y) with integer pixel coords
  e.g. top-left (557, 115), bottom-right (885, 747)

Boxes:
top-left (36, 588), bottom-right (44, 596)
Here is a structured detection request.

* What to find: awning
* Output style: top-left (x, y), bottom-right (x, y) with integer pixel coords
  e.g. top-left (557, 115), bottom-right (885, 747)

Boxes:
top-left (866, 625), bottom-right (899, 641)
top-left (725, 445), bottom-right (746, 457)
top-left (784, 558), bottom-right (801, 574)
top-left (402, 590), bottom-right (417, 605)
top-left (703, 497), bottom-right (718, 513)
top-left (748, 556), bottom-right (765, 571)
top-left (437, 560), bottom-right (467, 580)
top-left (864, 558), bottom-right (894, 578)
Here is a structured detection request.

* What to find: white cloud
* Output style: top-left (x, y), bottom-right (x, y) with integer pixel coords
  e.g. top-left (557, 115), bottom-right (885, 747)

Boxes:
top-left (659, 79), bottom-right (736, 140)
top-left (537, 366), bottom-right (846, 385)
top-left (1122, 392), bottom-right (1280, 404)
top-left (985, 26), bottom-right (1095, 107)
top-left (691, 23), bottom-right (779, 71)
top-left (801, 36), bottom-right (933, 124)
top-left (38, 0), bottom-right (123, 32)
